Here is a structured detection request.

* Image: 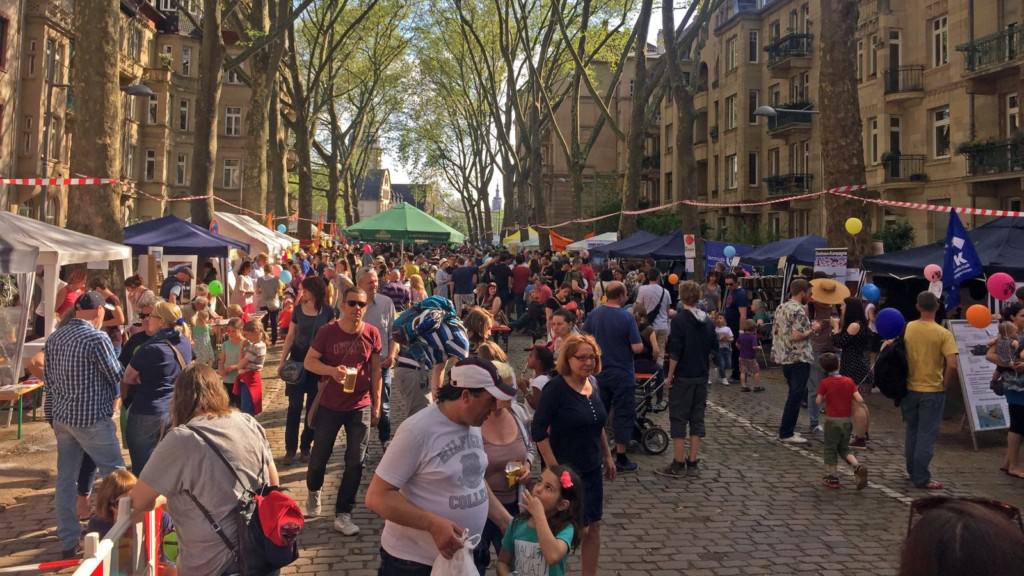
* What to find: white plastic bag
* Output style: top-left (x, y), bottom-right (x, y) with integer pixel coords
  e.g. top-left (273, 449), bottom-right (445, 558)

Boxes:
top-left (430, 529), bottom-right (481, 576)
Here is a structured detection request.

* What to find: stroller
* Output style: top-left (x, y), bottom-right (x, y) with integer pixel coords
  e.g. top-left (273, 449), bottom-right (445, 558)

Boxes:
top-left (632, 371), bottom-right (669, 455)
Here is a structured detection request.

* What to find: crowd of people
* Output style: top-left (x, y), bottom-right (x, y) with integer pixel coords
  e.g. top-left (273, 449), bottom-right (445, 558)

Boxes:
top-left (27, 240), bottom-right (1024, 575)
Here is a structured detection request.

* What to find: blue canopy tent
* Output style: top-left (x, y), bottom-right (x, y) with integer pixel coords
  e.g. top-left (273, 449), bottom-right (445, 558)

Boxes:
top-left (590, 230), bottom-right (660, 257)
top-left (614, 231), bottom-right (685, 258)
top-left (740, 235), bottom-right (827, 267)
top-left (864, 217), bottom-right (1024, 277)
top-left (704, 239), bottom-right (755, 272)
top-left (124, 215), bottom-right (250, 257)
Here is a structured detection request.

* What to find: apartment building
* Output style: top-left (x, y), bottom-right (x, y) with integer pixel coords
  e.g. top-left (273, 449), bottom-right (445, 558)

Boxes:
top-left (0, 0), bottom-right (24, 213)
top-left (666, 0), bottom-right (1024, 245)
top-left (533, 45), bottom-right (662, 229)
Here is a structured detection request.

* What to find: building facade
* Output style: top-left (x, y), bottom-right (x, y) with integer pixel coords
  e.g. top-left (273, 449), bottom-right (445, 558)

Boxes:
top-left (667, 0), bottom-right (1024, 245)
top-left (0, 0), bottom-right (24, 214)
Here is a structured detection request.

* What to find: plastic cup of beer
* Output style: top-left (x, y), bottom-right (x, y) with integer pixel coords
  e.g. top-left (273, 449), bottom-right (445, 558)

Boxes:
top-left (342, 367), bottom-right (358, 393)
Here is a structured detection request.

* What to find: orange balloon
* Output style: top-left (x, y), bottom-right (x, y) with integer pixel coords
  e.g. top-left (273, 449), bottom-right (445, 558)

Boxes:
top-left (668, 273), bottom-right (680, 285)
top-left (966, 304), bottom-right (993, 329)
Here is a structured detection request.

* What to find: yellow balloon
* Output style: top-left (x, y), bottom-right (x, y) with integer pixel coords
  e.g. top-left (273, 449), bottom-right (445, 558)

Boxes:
top-left (845, 217), bottom-right (863, 235)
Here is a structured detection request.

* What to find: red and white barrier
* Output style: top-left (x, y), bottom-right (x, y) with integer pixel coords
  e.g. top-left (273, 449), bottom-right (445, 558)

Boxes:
top-left (0, 178), bottom-right (119, 186)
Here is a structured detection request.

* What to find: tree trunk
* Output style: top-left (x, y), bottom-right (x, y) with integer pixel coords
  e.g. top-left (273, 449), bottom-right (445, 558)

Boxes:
top-left (528, 101), bottom-right (549, 251)
top-left (618, 0), bottom-right (653, 238)
top-left (663, 0), bottom-right (703, 280)
top-left (819, 0), bottom-right (870, 263)
top-left (242, 0), bottom-right (271, 216)
top-left (67, 0), bottom-right (122, 241)
top-left (342, 172), bottom-right (356, 226)
top-left (326, 117), bottom-right (341, 224)
top-left (268, 81), bottom-right (289, 217)
top-left (190, 0), bottom-right (225, 230)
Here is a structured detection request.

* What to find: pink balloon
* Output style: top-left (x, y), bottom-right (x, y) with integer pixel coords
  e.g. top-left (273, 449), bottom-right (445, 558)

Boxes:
top-left (923, 264), bottom-right (942, 282)
top-left (987, 272), bottom-right (1017, 301)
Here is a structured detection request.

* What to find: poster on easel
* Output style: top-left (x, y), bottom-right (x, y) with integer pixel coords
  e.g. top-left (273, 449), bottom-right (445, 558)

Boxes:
top-left (947, 319), bottom-right (1009, 449)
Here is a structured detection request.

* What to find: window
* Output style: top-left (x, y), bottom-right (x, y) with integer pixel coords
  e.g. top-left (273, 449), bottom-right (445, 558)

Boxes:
top-left (175, 152), bottom-right (188, 185)
top-left (178, 99), bottom-right (189, 131)
top-left (932, 106), bottom-right (950, 158)
top-left (928, 199), bottom-right (951, 242)
top-left (869, 34), bottom-right (878, 77)
top-left (868, 117), bottom-right (879, 164)
top-left (0, 15), bottom-right (8, 69)
top-left (122, 143), bottom-right (136, 179)
top-left (665, 123), bottom-right (673, 154)
top-left (181, 46), bottom-right (192, 76)
top-left (1007, 198), bottom-right (1023, 212)
top-left (789, 142), bottom-right (801, 172)
top-left (770, 20), bottom-right (781, 41)
top-left (748, 152), bottom-right (759, 186)
top-left (748, 89), bottom-right (759, 124)
top-left (227, 67), bottom-right (242, 84)
top-left (748, 30), bottom-right (759, 63)
top-left (789, 76), bottom-right (802, 102)
top-left (222, 159), bottom-right (241, 188)
top-left (1008, 93), bottom-right (1020, 134)
top-left (932, 16), bottom-right (948, 67)
top-left (768, 148), bottom-right (780, 176)
top-left (26, 40), bottom-right (35, 77)
top-left (159, 0), bottom-right (175, 10)
top-left (50, 116), bottom-right (62, 160)
top-left (145, 150), bottom-right (156, 181)
top-left (225, 106), bottom-right (241, 136)
top-left (770, 84), bottom-right (781, 106)
top-left (726, 154), bottom-right (738, 189)
top-left (665, 172), bottom-right (673, 202)
top-left (21, 115), bottom-right (31, 154)
top-left (856, 40), bottom-right (864, 81)
top-left (769, 213), bottom-right (781, 238)
top-left (725, 94), bottom-right (737, 129)
top-left (890, 116), bottom-right (902, 154)
top-left (147, 95), bottom-right (158, 124)
top-left (725, 36), bottom-right (737, 71)
top-left (128, 25), bottom-right (141, 60)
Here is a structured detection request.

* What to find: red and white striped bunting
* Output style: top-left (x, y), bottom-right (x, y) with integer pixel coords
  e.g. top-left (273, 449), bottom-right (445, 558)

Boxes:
top-left (830, 189), bottom-right (1024, 218)
top-left (0, 177), bottom-right (119, 186)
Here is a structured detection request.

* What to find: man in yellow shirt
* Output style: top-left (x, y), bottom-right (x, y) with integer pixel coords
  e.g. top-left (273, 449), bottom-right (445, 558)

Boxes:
top-left (902, 291), bottom-right (958, 490)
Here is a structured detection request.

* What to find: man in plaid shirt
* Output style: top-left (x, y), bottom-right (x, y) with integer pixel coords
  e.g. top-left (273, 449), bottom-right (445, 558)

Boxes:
top-left (43, 291), bottom-right (125, 557)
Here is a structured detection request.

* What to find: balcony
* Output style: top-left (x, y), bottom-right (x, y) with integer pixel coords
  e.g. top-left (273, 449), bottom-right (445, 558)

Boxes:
top-left (881, 154), bottom-right (928, 182)
top-left (763, 173), bottom-right (813, 196)
top-left (642, 155), bottom-right (661, 171)
top-left (957, 27), bottom-right (1024, 76)
top-left (766, 103), bottom-right (813, 137)
top-left (883, 66), bottom-right (924, 102)
top-left (961, 138), bottom-right (1024, 176)
top-left (766, 33), bottom-right (813, 75)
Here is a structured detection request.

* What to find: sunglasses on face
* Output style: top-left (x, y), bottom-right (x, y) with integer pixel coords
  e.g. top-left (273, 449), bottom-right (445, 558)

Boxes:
top-left (907, 496), bottom-right (1024, 535)
top-left (346, 300), bottom-right (367, 309)
top-left (138, 313), bottom-right (151, 319)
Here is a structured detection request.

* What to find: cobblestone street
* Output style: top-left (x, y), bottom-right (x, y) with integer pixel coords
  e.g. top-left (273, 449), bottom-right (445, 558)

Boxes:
top-left (1, 334), bottom-right (1021, 574)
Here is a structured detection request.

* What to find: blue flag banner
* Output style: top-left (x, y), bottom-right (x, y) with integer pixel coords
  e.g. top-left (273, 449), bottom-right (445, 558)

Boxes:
top-left (942, 211), bottom-right (983, 310)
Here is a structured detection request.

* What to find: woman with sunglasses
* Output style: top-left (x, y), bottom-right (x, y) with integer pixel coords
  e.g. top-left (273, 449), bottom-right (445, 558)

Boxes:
top-left (532, 334), bottom-right (615, 576)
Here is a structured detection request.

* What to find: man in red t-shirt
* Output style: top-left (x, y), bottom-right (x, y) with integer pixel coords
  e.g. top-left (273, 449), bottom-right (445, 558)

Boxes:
top-left (815, 352), bottom-right (868, 490)
top-left (511, 254), bottom-right (532, 319)
top-left (304, 286), bottom-right (382, 534)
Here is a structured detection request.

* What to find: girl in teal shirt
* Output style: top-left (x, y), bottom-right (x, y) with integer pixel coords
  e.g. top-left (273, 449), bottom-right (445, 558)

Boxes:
top-left (497, 466), bottom-right (583, 576)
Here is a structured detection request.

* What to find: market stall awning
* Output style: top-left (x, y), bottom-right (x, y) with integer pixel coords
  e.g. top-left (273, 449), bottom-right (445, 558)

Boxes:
top-left (344, 203), bottom-right (465, 244)
top-left (0, 211), bottom-right (131, 268)
top-left (741, 235), bottom-right (827, 267)
top-left (590, 230), bottom-right (660, 257)
top-left (566, 232), bottom-right (618, 252)
top-left (0, 235), bottom-right (40, 274)
top-left (213, 211), bottom-right (292, 257)
top-left (125, 215), bottom-right (250, 257)
top-left (864, 217), bottom-right (1024, 277)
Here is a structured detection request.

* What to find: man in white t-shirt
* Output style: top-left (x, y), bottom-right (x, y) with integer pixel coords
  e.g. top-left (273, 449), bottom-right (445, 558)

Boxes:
top-left (366, 357), bottom-right (517, 573)
top-left (635, 268), bottom-right (671, 358)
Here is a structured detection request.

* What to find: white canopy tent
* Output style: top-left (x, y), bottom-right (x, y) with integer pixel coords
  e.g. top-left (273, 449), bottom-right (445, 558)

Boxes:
top-left (566, 232), bottom-right (618, 252)
top-left (0, 234), bottom-right (40, 387)
top-left (213, 212), bottom-right (292, 259)
top-left (0, 211), bottom-right (133, 348)
top-left (270, 227), bottom-right (300, 250)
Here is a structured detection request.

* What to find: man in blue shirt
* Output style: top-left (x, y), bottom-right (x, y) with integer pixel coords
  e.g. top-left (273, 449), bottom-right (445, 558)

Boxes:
top-left (43, 291), bottom-right (125, 557)
top-left (722, 273), bottom-right (749, 382)
top-left (584, 281), bottom-right (643, 472)
top-left (450, 257), bottom-right (478, 317)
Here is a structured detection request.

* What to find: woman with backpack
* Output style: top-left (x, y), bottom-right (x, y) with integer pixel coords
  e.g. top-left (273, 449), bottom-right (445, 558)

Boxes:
top-left (278, 276), bottom-right (335, 464)
top-left (129, 363), bottom-right (284, 576)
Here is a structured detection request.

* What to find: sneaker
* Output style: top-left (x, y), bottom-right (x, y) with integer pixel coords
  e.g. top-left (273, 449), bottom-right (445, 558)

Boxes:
top-left (615, 458), bottom-right (639, 473)
top-left (282, 451), bottom-right (296, 465)
top-left (300, 450), bottom-right (311, 463)
top-left (809, 425), bottom-right (823, 434)
top-left (779, 434), bottom-right (808, 445)
top-left (720, 378), bottom-right (731, 386)
top-left (753, 386), bottom-right (766, 392)
top-left (654, 461), bottom-right (687, 478)
top-left (333, 513), bottom-right (360, 535)
top-left (740, 386), bottom-right (752, 392)
top-left (305, 490), bottom-right (321, 517)
top-left (685, 459), bottom-right (700, 476)
top-left (822, 475), bottom-right (841, 489)
top-left (61, 544), bottom-right (83, 559)
top-left (850, 436), bottom-right (868, 450)
top-left (854, 465), bottom-right (869, 490)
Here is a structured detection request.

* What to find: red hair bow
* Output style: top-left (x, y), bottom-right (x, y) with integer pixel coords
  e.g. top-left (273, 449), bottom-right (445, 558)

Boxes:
top-left (559, 470), bottom-right (573, 489)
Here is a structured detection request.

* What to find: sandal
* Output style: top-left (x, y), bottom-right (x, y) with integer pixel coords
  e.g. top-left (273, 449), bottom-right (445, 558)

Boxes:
top-left (740, 386), bottom-right (752, 392)
top-left (916, 480), bottom-right (944, 490)
top-left (854, 465), bottom-right (869, 490)
top-left (753, 386), bottom-right (765, 392)
top-left (822, 475), bottom-right (841, 489)
top-left (1007, 469), bottom-right (1024, 479)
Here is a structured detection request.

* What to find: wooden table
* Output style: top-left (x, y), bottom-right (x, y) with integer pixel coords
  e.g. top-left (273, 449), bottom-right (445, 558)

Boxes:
top-left (0, 380), bottom-right (44, 439)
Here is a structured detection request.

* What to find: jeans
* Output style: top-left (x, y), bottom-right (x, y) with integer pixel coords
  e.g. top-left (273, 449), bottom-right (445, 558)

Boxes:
top-left (306, 406), bottom-right (370, 514)
top-left (240, 383), bottom-right (255, 415)
top-left (597, 369), bottom-right (635, 446)
top-left (379, 547), bottom-right (432, 576)
top-left (779, 362), bottom-right (810, 439)
top-left (260, 307), bottom-right (280, 345)
top-left (54, 418), bottom-right (125, 548)
top-left (512, 292), bottom-right (526, 319)
top-left (902, 390), bottom-right (946, 487)
top-left (716, 347), bottom-right (732, 379)
top-left (285, 371), bottom-right (318, 455)
top-left (125, 410), bottom-right (167, 476)
top-left (378, 367), bottom-right (393, 443)
top-left (78, 455), bottom-right (97, 497)
top-left (729, 324), bottom-right (741, 380)
top-left (393, 366), bottom-right (432, 419)
top-left (807, 358), bottom-right (826, 428)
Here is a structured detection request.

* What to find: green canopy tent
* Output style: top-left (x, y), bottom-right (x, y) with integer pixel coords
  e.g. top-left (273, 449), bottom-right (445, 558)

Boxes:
top-left (344, 203), bottom-right (465, 245)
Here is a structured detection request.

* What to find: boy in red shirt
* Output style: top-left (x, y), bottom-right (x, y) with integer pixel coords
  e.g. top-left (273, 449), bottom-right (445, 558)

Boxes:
top-left (815, 353), bottom-right (869, 489)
